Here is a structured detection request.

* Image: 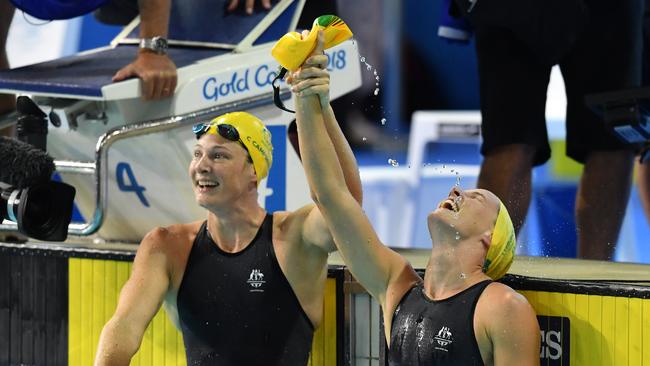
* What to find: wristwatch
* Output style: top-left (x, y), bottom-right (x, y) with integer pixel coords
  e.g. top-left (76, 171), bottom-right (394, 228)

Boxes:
top-left (139, 36), bottom-right (169, 55)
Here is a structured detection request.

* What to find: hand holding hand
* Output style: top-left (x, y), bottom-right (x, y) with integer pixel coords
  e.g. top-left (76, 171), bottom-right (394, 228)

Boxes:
top-left (287, 31), bottom-right (330, 108)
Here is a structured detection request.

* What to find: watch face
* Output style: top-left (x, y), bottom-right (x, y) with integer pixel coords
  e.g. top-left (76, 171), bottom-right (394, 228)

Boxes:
top-left (141, 37), bottom-right (168, 54)
top-left (154, 37), bottom-right (168, 50)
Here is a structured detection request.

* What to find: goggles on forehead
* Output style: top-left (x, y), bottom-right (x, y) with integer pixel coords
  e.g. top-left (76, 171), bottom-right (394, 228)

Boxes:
top-left (192, 122), bottom-right (249, 153)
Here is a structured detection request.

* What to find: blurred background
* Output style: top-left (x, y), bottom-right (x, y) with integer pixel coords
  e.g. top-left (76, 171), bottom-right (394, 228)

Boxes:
top-left (6, 0), bottom-right (649, 262)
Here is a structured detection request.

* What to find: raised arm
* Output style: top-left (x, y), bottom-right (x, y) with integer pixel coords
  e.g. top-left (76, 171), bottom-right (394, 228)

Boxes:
top-left (290, 32), bottom-right (418, 306)
top-left (289, 42), bottom-right (362, 203)
top-left (95, 228), bottom-right (171, 365)
top-left (319, 82), bottom-right (362, 203)
top-left (112, 0), bottom-right (177, 100)
top-left (286, 31), bottom-right (362, 254)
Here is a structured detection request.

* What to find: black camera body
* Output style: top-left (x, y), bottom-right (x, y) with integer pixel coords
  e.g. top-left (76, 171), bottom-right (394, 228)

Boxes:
top-left (0, 97), bottom-right (76, 241)
top-left (586, 86), bottom-right (650, 163)
top-left (1, 180), bottom-right (75, 241)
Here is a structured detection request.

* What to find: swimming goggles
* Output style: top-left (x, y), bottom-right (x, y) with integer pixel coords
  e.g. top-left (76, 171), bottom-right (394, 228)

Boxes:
top-left (192, 122), bottom-right (249, 153)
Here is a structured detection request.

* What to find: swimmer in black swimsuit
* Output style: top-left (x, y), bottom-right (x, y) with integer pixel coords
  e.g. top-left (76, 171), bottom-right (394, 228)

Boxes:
top-left (291, 31), bottom-right (540, 366)
top-left (94, 40), bottom-right (362, 366)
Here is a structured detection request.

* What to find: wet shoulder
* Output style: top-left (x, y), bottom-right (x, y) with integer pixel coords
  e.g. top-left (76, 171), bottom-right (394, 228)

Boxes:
top-left (482, 282), bottom-right (530, 308)
top-left (476, 282), bottom-right (534, 330)
top-left (141, 221), bottom-right (201, 250)
top-left (137, 221), bottom-right (203, 283)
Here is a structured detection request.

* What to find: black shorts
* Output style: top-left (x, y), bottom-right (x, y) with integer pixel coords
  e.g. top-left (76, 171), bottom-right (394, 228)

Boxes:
top-left (475, 0), bottom-right (643, 165)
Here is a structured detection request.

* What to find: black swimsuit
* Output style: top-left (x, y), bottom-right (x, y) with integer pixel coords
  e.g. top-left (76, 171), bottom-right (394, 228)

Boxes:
top-left (177, 215), bottom-right (314, 365)
top-left (388, 280), bottom-right (492, 366)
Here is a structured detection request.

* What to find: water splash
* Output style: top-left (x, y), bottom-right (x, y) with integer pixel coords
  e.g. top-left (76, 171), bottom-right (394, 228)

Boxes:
top-left (359, 54), bottom-right (390, 137)
top-left (388, 158), bottom-right (399, 167)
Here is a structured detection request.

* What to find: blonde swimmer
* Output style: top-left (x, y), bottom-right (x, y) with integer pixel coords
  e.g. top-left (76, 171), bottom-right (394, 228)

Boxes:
top-left (290, 30), bottom-right (540, 365)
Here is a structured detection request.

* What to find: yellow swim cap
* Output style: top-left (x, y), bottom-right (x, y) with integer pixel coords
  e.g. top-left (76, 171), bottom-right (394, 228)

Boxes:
top-left (198, 112), bottom-right (273, 183)
top-left (483, 201), bottom-right (516, 280)
top-left (271, 15), bottom-right (353, 71)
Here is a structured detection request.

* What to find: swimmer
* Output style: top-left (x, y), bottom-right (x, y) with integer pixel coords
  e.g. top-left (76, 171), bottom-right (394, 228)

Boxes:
top-left (95, 108), bottom-right (362, 364)
top-left (291, 31), bottom-right (540, 365)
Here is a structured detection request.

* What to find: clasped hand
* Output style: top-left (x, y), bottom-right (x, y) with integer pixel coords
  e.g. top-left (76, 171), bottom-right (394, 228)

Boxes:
top-left (286, 30), bottom-right (330, 108)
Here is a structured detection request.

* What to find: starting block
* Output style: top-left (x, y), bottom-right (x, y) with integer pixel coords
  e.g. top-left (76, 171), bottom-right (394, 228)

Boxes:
top-left (0, 0), bottom-right (362, 242)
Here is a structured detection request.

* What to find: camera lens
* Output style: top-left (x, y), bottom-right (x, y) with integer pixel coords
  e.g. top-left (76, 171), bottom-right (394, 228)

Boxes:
top-left (16, 181), bottom-right (76, 241)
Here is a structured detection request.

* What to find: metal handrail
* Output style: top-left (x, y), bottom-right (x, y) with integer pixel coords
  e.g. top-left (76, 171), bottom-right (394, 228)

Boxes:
top-left (0, 89), bottom-right (290, 237)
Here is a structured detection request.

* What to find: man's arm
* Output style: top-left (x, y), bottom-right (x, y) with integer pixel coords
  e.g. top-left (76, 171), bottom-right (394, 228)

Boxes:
top-left (291, 32), bottom-right (417, 305)
top-left (112, 0), bottom-right (177, 100)
top-left (94, 228), bottom-right (172, 365)
top-left (484, 286), bottom-right (540, 366)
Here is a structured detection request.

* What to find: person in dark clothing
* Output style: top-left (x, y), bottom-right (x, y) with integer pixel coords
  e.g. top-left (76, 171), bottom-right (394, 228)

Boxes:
top-left (635, 0), bottom-right (650, 227)
top-left (95, 74), bottom-right (362, 364)
top-left (464, 0), bottom-right (643, 260)
top-left (291, 31), bottom-right (540, 365)
top-left (0, 0), bottom-right (293, 137)
top-left (0, 0), bottom-right (177, 137)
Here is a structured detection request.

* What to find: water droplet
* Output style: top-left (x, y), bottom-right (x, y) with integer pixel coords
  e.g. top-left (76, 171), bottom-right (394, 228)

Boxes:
top-left (388, 158), bottom-right (399, 167)
top-left (375, 82), bottom-right (379, 86)
top-left (374, 88), bottom-right (379, 95)
top-left (367, 64), bottom-right (372, 71)
top-left (380, 118), bottom-right (386, 125)
top-left (374, 70), bottom-right (377, 75)
top-left (360, 56), bottom-right (366, 62)
top-left (362, 137), bottom-right (367, 141)
top-left (455, 232), bottom-right (460, 240)
top-left (460, 272), bottom-right (467, 279)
